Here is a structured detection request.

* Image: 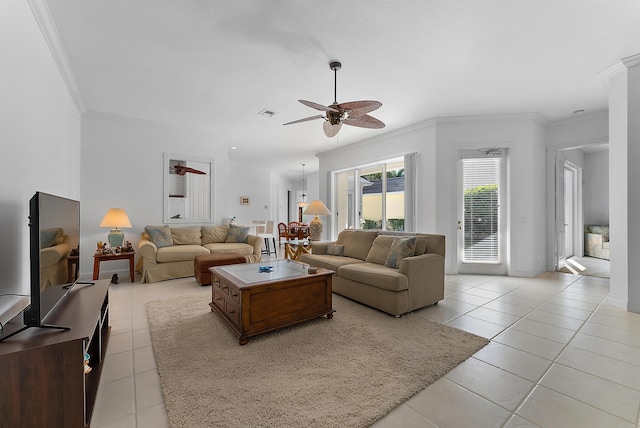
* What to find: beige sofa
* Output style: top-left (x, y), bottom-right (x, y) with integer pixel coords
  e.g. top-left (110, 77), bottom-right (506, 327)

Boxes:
top-left (138, 225), bottom-right (263, 283)
top-left (40, 229), bottom-right (71, 290)
top-left (299, 230), bottom-right (445, 316)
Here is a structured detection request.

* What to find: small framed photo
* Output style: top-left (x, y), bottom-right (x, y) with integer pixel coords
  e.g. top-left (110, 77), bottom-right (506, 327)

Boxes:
top-left (240, 196), bottom-right (250, 205)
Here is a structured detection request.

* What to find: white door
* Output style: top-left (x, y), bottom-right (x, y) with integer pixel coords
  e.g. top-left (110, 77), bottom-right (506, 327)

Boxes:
top-left (457, 150), bottom-right (507, 275)
top-left (556, 156), bottom-right (567, 270)
top-left (564, 165), bottom-right (575, 258)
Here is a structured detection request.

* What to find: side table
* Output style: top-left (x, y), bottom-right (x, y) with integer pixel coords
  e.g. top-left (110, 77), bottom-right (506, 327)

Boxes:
top-left (93, 251), bottom-right (135, 282)
top-left (284, 240), bottom-right (311, 260)
top-left (67, 255), bottom-right (79, 283)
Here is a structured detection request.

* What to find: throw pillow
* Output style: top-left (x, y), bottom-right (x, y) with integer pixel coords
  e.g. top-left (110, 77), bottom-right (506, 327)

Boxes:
top-left (414, 236), bottom-right (428, 256)
top-left (225, 224), bottom-right (249, 243)
top-left (326, 244), bottom-right (344, 256)
top-left (201, 226), bottom-right (229, 244)
top-left (384, 237), bottom-right (416, 269)
top-left (365, 235), bottom-right (395, 265)
top-left (40, 228), bottom-right (63, 249)
top-left (145, 225), bottom-right (173, 248)
top-left (171, 226), bottom-right (202, 245)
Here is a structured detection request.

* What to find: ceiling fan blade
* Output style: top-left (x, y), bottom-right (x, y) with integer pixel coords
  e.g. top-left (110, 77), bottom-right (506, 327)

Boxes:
top-left (283, 114), bottom-right (324, 126)
top-left (174, 165), bottom-right (206, 175)
top-left (323, 120), bottom-right (342, 138)
top-left (343, 114), bottom-right (385, 129)
top-left (299, 100), bottom-right (340, 113)
top-left (337, 100), bottom-right (382, 116)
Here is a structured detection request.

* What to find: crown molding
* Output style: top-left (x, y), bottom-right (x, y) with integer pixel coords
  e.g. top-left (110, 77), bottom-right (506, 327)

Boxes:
top-left (600, 53), bottom-right (640, 85)
top-left (316, 118), bottom-right (437, 158)
top-left (600, 61), bottom-right (626, 84)
top-left (316, 113), bottom-right (549, 159)
top-left (28, 0), bottom-right (86, 114)
top-left (622, 53), bottom-right (640, 68)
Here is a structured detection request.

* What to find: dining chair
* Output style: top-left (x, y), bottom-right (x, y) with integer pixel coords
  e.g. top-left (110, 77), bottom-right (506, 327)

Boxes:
top-left (277, 222), bottom-right (290, 246)
top-left (258, 220), bottom-right (277, 256)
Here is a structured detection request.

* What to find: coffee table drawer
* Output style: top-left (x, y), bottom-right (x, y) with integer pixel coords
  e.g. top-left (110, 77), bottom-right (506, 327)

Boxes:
top-left (214, 279), bottom-right (240, 303)
top-left (212, 289), bottom-right (240, 328)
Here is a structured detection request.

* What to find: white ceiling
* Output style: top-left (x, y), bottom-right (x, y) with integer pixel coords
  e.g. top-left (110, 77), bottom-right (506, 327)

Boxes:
top-left (45, 0), bottom-right (640, 178)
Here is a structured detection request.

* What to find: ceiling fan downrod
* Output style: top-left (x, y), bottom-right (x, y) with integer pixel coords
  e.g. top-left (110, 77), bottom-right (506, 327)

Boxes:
top-left (330, 61), bottom-right (341, 105)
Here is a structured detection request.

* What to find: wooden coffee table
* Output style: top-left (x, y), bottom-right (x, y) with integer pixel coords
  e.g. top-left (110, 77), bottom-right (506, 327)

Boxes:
top-left (209, 259), bottom-right (334, 345)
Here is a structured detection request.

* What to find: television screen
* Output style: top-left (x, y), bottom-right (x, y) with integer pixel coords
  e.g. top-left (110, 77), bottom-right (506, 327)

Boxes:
top-left (26, 192), bottom-right (80, 326)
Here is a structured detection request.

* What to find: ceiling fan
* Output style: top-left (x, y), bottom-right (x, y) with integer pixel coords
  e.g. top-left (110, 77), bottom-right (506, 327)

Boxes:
top-left (283, 61), bottom-right (385, 138)
top-left (174, 165), bottom-right (206, 175)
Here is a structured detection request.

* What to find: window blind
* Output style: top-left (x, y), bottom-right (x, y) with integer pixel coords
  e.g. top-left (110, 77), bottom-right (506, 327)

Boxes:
top-left (462, 157), bottom-right (501, 262)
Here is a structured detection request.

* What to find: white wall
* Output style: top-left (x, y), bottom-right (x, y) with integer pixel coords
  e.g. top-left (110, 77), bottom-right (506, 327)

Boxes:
top-left (0, 2), bottom-right (81, 300)
top-left (435, 115), bottom-right (548, 277)
top-left (80, 111), bottom-right (232, 276)
top-left (318, 114), bottom-right (547, 276)
top-left (544, 111), bottom-right (609, 270)
top-left (584, 150), bottom-right (609, 225)
top-left (80, 111), bottom-right (308, 276)
top-left (318, 120), bottom-right (437, 242)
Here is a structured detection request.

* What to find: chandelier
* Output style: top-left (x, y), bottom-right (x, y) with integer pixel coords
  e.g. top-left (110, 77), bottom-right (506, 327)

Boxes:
top-left (297, 163), bottom-right (308, 208)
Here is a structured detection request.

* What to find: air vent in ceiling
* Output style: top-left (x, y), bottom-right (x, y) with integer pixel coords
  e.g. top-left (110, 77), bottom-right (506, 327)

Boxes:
top-left (258, 109), bottom-right (278, 117)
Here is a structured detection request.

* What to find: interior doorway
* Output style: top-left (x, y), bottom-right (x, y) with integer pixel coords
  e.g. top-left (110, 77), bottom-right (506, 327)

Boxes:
top-left (550, 143), bottom-right (609, 278)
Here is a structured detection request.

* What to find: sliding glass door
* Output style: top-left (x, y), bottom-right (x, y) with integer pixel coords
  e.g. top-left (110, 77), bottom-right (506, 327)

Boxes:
top-left (333, 157), bottom-right (409, 236)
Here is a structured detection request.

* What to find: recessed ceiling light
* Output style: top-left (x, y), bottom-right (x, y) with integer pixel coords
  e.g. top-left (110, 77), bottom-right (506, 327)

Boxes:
top-left (229, 146), bottom-right (237, 150)
top-left (258, 109), bottom-right (278, 117)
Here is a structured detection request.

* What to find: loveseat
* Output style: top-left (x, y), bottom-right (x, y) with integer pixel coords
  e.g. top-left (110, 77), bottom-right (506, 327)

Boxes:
top-left (138, 225), bottom-right (263, 283)
top-left (584, 225), bottom-right (610, 260)
top-left (299, 230), bottom-right (445, 316)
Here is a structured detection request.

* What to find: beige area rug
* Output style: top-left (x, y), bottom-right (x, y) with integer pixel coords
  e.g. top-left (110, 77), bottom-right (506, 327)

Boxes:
top-left (146, 294), bottom-right (489, 428)
top-left (560, 256), bottom-right (610, 278)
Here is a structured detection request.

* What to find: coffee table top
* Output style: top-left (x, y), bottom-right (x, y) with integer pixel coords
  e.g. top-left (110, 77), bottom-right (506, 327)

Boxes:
top-left (216, 259), bottom-right (324, 285)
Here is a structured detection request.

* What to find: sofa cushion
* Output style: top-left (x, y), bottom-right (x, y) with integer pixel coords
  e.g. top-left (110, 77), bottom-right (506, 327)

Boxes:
top-left (170, 226), bottom-right (202, 245)
top-left (201, 226), bottom-right (229, 244)
top-left (204, 243), bottom-right (254, 255)
top-left (225, 224), bottom-right (249, 243)
top-left (365, 235), bottom-right (395, 265)
top-left (40, 228), bottom-right (64, 249)
top-left (336, 230), bottom-right (378, 260)
top-left (326, 244), bottom-right (344, 256)
top-left (385, 237), bottom-right (416, 268)
top-left (145, 225), bottom-right (173, 248)
top-left (414, 236), bottom-right (428, 256)
top-left (156, 244), bottom-right (209, 262)
top-left (338, 262), bottom-right (409, 292)
top-left (298, 254), bottom-right (364, 272)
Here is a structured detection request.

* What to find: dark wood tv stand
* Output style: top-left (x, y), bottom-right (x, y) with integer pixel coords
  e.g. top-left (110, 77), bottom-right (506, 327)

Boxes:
top-left (0, 280), bottom-right (110, 428)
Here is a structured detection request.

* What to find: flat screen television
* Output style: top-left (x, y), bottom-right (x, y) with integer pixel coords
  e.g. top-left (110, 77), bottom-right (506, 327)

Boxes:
top-left (0, 192), bottom-right (81, 342)
top-left (26, 191), bottom-right (81, 326)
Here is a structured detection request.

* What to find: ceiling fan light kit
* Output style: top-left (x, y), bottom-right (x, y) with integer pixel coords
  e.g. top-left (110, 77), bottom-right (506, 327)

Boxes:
top-left (283, 61), bottom-right (385, 138)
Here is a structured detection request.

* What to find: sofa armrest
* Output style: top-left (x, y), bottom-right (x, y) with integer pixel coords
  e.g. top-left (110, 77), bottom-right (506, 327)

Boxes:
top-left (399, 253), bottom-right (445, 309)
top-left (138, 238), bottom-right (158, 264)
top-left (584, 233), bottom-right (604, 258)
top-left (309, 241), bottom-right (335, 255)
top-left (246, 234), bottom-right (264, 257)
top-left (40, 242), bottom-right (71, 268)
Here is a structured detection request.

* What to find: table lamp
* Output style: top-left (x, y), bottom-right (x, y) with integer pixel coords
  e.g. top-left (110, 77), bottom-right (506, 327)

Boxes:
top-left (303, 200), bottom-right (331, 241)
top-left (99, 208), bottom-right (132, 248)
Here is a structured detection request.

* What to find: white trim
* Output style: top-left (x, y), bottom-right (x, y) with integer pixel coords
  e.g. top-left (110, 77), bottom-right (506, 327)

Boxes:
top-left (621, 53), bottom-right (640, 69)
top-left (600, 61), bottom-right (626, 84)
top-left (316, 113), bottom-right (548, 159)
top-left (28, 0), bottom-right (86, 114)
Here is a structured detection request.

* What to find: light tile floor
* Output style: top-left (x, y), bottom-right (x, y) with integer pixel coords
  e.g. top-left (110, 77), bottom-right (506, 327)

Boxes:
top-left (91, 263), bottom-right (640, 428)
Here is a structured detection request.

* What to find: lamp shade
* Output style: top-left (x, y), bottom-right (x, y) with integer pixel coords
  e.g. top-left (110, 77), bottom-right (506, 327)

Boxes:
top-left (303, 200), bottom-right (331, 216)
top-left (99, 208), bottom-right (132, 248)
top-left (99, 208), bottom-right (132, 228)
